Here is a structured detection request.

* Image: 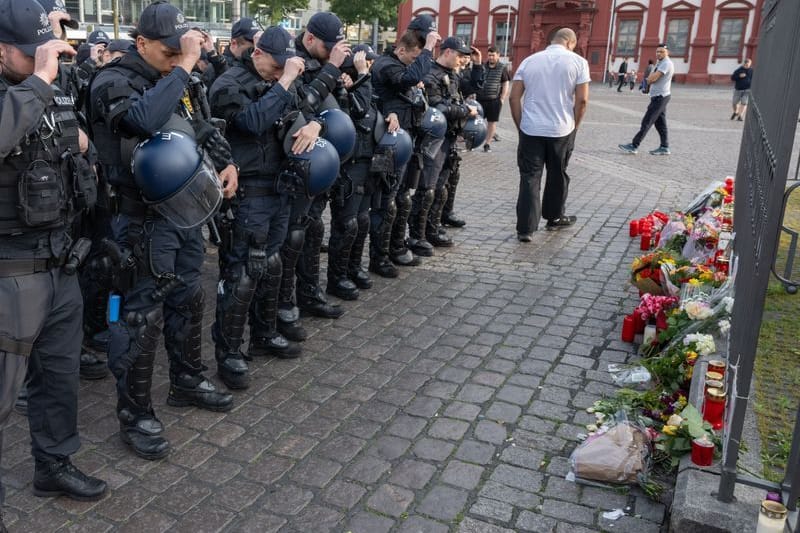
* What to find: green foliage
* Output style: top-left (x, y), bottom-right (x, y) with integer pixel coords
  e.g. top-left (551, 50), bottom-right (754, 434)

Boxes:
top-left (328, 0), bottom-right (403, 27)
top-left (247, 0), bottom-right (310, 25)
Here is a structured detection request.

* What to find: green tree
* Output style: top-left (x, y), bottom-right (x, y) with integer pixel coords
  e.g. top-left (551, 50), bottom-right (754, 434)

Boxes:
top-left (247, 0), bottom-right (310, 25)
top-left (328, 0), bottom-right (403, 28)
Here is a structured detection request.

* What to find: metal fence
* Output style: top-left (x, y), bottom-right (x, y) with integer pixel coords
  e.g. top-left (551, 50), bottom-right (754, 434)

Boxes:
top-left (718, 0), bottom-right (800, 525)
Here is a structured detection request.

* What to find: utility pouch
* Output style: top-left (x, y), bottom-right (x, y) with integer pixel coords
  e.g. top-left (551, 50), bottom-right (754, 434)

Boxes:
top-left (369, 148), bottom-right (394, 175)
top-left (17, 161), bottom-right (66, 227)
top-left (405, 153), bottom-right (423, 190)
top-left (63, 151), bottom-right (98, 211)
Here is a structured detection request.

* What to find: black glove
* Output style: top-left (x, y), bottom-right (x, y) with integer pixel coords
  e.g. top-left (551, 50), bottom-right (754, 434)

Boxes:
top-left (193, 120), bottom-right (232, 172)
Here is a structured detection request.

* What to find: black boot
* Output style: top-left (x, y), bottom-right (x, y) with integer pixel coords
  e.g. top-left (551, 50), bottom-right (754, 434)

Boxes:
top-left (427, 187), bottom-right (453, 247)
top-left (390, 189), bottom-right (421, 266)
top-left (298, 217), bottom-right (344, 317)
top-left (118, 408), bottom-right (170, 460)
top-left (79, 351), bottom-right (109, 380)
top-left (369, 197), bottom-right (400, 278)
top-left (408, 188), bottom-right (435, 257)
top-left (277, 304), bottom-right (307, 342)
top-left (250, 253), bottom-right (303, 358)
top-left (278, 226), bottom-right (307, 342)
top-left (442, 165), bottom-right (466, 227)
top-left (167, 372), bottom-right (233, 411)
top-left (33, 459), bottom-right (107, 501)
top-left (326, 216), bottom-right (359, 301)
top-left (349, 211), bottom-right (372, 289)
top-left (213, 264), bottom-right (256, 390)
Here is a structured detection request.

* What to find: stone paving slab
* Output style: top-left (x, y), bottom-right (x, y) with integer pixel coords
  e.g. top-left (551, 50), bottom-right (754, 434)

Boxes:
top-left (1, 84), bottom-right (755, 532)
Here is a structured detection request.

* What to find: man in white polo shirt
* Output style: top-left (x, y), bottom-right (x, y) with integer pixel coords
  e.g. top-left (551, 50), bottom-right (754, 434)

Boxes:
top-left (509, 28), bottom-right (590, 241)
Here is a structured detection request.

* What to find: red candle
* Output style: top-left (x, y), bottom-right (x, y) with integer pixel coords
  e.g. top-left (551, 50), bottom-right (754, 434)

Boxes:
top-left (621, 315), bottom-right (635, 342)
top-left (629, 219), bottom-right (639, 237)
top-left (654, 231), bottom-right (661, 247)
top-left (640, 232), bottom-right (651, 250)
top-left (725, 177), bottom-right (734, 193)
top-left (655, 311), bottom-right (668, 332)
top-left (691, 437), bottom-right (715, 466)
top-left (633, 309), bottom-right (646, 333)
top-left (703, 388), bottom-right (726, 430)
top-left (708, 360), bottom-right (726, 376)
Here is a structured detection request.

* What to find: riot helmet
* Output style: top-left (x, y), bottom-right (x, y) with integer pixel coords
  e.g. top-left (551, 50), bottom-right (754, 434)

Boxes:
top-left (462, 116), bottom-right (488, 151)
top-left (316, 108), bottom-right (356, 161)
top-left (132, 130), bottom-right (222, 229)
top-left (465, 97), bottom-right (484, 117)
top-left (376, 129), bottom-right (413, 173)
top-left (420, 107), bottom-right (447, 139)
top-left (283, 138), bottom-right (340, 197)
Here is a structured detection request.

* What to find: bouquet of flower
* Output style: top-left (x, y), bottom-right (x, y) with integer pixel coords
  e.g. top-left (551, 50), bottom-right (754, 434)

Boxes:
top-left (682, 211), bottom-right (722, 264)
top-left (655, 404), bottom-right (719, 468)
top-left (631, 250), bottom-right (687, 295)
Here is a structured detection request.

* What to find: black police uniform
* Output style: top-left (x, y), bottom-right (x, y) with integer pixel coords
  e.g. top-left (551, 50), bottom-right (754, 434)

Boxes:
top-left (415, 60), bottom-right (482, 249)
top-left (90, 48), bottom-right (233, 459)
top-left (208, 52), bottom-right (300, 389)
top-left (277, 33), bottom-right (346, 336)
top-left (326, 65), bottom-right (380, 299)
top-left (370, 47), bottom-right (434, 271)
top-left (0, 68), bottom-right (105, 501)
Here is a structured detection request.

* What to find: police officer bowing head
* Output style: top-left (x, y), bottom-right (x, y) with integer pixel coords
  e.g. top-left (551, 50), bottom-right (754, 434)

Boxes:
top-left (133, 0), bottom-right (200, 76)
top-left (0, 0), bottom-right (108, 505)
top-left (229, 17), bottom-right (262, 60)
top-left (252, 26), bottom-right (304, 82)
top-left (302, 11), bottom-right (350, 67)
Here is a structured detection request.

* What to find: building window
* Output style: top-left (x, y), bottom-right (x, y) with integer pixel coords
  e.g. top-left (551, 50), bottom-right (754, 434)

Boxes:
top-left (455, 22), bottom-right (473, 45)
top-left (665, 18), bottom-right (690, 56)
top-left (495, 21), bottom-right (510, 52)
top-left (615, 19), bottom-right (640, 57)
top-left (717, 17), bottom-right (745, 57)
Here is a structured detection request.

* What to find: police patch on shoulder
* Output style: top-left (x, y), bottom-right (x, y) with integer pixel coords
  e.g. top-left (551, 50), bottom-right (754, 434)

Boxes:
top-left (54, 95), bottom-right (75, 106)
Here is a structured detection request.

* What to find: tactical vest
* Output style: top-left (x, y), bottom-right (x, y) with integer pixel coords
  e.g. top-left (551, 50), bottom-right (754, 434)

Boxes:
top-left (431, 65), bottom-right (466, 134)
top-left (476, 63), bottom-right (505, 101)
top-left (0, 77), bottom-right (96, 236)
top-left (371, 53), bottom-right (421, 133)
top-left (215, 65), bottom-right (287, 182)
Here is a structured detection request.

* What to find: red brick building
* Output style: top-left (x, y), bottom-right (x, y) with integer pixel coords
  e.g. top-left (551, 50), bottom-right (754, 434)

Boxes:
top-left (397, 0), bottom-right (763, 83)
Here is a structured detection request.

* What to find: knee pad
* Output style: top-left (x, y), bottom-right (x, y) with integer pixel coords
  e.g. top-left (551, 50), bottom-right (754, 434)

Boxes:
top-left (386, 198), bottom-right (398, 220)
top-left (266, 252), bottom-right (282, 278)
top-left (342, 217), bottom-right (359, 240)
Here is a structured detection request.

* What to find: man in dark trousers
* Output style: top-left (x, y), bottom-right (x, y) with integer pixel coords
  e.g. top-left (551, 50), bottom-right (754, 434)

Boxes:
top-left (509, 28), bottom-right (589, 240)
top-left (0, 0), bottom-right (108, 516)
top-left (730, 58), bottom-right (753, 121)
top-left (617, 57), bottom-right (628, 92)
top-left (476, 46), bottom-right (509, 153)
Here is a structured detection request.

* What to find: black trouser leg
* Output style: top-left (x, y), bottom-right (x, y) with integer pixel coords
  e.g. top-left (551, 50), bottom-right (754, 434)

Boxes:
top-left (516, 132), bottom-right (547, 234)
top-left (632, 95), bottom-right (669, 147)
top-left (541, 131), bottom-right (576, 222)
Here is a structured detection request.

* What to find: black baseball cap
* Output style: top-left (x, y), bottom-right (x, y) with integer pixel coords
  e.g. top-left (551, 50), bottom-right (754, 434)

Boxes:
top-left (441, 36), bottom-right (470, 55)
top-left (107, 39), bottom-right (132, 53)
top-left (75, 42), bottom-right (91, 63)
top-left (0, 0), bottom-right (55, 57)
top-left (38, 0), bottom-right (79, 29)
top-left (407, 14), bottom-right (436, 38)
top-left (137, 0), bottom-right (190, 50)
top-left (256, 26), bottom-right (296, 67)
top-left (306, 12), bottom-right (344, 50)
top-left (353, 43), bottom-right (378, 60)
top-left (231, 17), bottom-right (261, 41)
top-left (87, 29), bottom-right (110, 44)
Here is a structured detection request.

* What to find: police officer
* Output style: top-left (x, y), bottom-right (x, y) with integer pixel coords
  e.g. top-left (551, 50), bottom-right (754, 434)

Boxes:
top-left (0, 0), bottom-right (107, 509)
top-left (276, 12), bottom-right (351, 340)
top-left (89, 0), bottom-right (238, 459)
top-left (226, 17), bottom-right (262, 65)
top-left (414, 37), bottom-right (482, 252)
top-left (208, 26), bottom-right (305, 388)
top-left (326, 46), bottom-right (383, 299)
top-left (370, 16), bottom-right (440, 275)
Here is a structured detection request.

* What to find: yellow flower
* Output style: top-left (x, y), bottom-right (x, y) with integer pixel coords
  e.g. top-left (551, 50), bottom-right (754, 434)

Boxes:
top-left (678, 395), bottom-right (687, 407)
top-left (688, 279), bottom-right (701, 286)
top-left (685, 351), bottom-right (698, 362)
top-left (662, 425), bottom-right (679, 436)
top-left (686, 366), bottom-right (694, 379)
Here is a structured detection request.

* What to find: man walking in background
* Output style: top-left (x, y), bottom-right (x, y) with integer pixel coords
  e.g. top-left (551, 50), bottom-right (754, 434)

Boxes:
top-left (509, 28), bottom-right (589, 241)
top-left (617, 57), bottom-right (628, 92)
top-left (476, 46), bottom-right (510, 152)
top-left (618, 44), bottom-right (674, 155)
top-left (730, 58), bottom-right (753, 121)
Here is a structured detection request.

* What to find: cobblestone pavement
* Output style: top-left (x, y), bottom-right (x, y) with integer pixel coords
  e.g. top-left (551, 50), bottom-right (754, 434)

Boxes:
top-left (2, 85), bottom-right (752, 532)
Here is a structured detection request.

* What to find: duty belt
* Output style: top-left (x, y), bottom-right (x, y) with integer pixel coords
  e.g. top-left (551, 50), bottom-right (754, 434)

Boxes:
top-left (0, 256), bottom-right (66, 277)
top-left (237, 180), bottom-right (278, 198)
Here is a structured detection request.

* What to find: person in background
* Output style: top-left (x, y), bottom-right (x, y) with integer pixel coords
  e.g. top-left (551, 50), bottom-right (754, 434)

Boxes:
top-left (617, 56), bottom-right (628, 92)
top-left (641, 59), bottom-right (654, 94)
top-left (509, 28), bottom-right (589, 240)
top-left (730, 58), bottom-right (753, 121)
top-left (476, 46), bottom-right (510, 152)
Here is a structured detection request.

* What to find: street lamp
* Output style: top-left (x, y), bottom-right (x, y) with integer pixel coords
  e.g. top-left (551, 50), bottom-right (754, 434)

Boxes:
top-left (603, 0), bottom-right (617, 84)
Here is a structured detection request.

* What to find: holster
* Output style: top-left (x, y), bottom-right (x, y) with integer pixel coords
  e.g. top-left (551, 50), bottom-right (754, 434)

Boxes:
top-left (405, 152), bottom-right (423, 190)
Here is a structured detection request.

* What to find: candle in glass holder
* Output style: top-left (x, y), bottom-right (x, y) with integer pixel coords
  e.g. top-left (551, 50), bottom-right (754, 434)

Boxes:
top-left (640, 231), bottom-right (651, 250)
top-left (706, 371), bottom-right (724, 383)
top-left (708, 360), bottom-right (726, 376)
top-left (705, 379), bottom-right (724, 393)
top-left (621, 315), bottom-right (635, 342)
top-left (691, 436), bottom-right (714, 466)
top-left (642, 325), bottom-right (657, 346)
top-left (756, 500), bottom-right (787, 533)
top-left (633, 309), bottom-right (646, 333)
top-left (703, 387), bottom-right (726, 430)
top-left (629, 219), bottom-right (639, 237)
